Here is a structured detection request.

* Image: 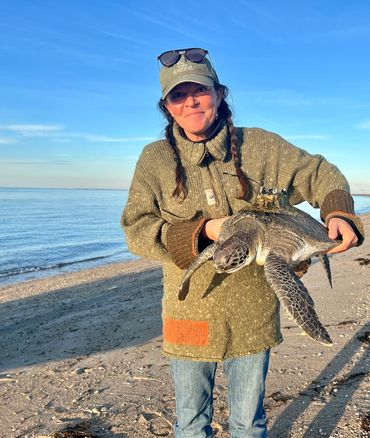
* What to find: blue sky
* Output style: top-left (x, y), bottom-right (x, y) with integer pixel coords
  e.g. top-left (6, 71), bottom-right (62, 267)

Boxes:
top-left (0, 0), bottom-right (369, 192)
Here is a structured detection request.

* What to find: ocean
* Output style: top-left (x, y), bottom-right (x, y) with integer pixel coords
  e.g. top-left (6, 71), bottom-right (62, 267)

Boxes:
top-left (0, 187), bottom-right (369, 286)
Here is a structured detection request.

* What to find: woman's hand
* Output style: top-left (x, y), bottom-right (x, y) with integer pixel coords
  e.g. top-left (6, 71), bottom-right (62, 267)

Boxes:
top-left (327, 217), bottom-right (358, 254)
top-left (201, 217), bottom-right (229, 241)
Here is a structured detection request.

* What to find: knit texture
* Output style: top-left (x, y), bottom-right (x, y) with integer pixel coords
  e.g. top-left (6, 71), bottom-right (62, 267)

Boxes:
top-left (167, 218), bottom-right (207, 269)
top-left (122, 123), bottom-right (364, 361)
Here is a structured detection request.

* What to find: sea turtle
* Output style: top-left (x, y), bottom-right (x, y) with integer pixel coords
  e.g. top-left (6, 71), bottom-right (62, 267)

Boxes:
top-left (178, 190), bottom-right (340, 345)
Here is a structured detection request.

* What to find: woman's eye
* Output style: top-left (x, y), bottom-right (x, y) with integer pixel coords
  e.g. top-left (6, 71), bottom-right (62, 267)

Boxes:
top-left (194, 86), bottom-right (210, 95)
top-left (170, 91), bottom-right (185, 101)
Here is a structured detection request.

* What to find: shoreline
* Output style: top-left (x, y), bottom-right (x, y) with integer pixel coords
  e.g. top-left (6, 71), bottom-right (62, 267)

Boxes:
top-left (0, 211), bottom-right (370, 294)
top-left (0, 215), bottom-right (369, 437)
top-left (2, 212), bottom-right (369, 292)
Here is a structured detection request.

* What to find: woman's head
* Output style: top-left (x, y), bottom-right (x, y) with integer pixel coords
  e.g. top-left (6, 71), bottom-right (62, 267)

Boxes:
top-left (158, 48), bottom-right (226, 141)
top-left (157, 48), bottom-right (250, 200)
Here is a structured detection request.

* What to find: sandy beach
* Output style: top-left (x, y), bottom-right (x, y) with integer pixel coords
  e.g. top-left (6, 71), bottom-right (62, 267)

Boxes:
top-left (0, 215), bottom-right (369, 438)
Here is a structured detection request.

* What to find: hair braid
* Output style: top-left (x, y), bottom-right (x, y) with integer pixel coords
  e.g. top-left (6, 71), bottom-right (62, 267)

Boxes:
top-left (164, 120), bottom-right (188, 199)
top-left (217, 88), bottom-right (251, 200)
top-left (226, 115), bottom-right (250, 200)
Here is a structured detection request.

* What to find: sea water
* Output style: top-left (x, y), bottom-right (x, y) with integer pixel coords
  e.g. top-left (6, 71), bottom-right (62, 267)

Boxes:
top-left (0, 187), bottom-right (369, 286)
top-left (0, 188), bottom-right (131, 285)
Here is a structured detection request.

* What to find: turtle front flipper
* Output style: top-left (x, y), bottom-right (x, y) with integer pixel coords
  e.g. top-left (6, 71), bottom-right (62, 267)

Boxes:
top-left (264, 252), bottom-right (332, 345)
top-left (178, 242), bottom-right (218, 301)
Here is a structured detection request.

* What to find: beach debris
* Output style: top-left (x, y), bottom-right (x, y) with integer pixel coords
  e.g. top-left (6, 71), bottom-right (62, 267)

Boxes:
top-left (179, 189), bottom-right (339, 345)
top-left (354, 256), bottom-right (370, 266)
top-left (357, 331), bottom-right (370, 346)
top-left (337, 319), bottom-right (357, 326)
top-left (138, 410), bottom-right (172, 436)
top-left (361, 412), bottom-right (370, 431)
top-left (52, 420), bottom-right (97, 437)
top-left (132, 375), bottom-right (164, 383)
top-left (267, 391), bottom-right (293, 405)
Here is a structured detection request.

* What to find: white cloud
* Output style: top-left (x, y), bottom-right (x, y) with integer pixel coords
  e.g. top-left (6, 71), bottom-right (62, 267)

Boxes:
top-left (356, 120), bottom-right (370, 130)
top-left (79, 134), bottom-right (156, 143)
top-left (0, 137), bottom-right (17, 144)
top-left (7, 124), bottom-right (64, 136)
top-left (3, 122), bottom-right (156, 143)
top-left (0, 159), bottom-right (71, 165)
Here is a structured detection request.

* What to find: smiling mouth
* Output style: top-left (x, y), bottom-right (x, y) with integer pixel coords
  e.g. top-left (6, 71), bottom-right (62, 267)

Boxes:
top-left (185, 112), bottom-right (204, 117)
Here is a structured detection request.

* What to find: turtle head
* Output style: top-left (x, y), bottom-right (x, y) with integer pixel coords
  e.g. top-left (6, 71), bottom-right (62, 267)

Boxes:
top-left (213, 234), bottom-right (256, 273)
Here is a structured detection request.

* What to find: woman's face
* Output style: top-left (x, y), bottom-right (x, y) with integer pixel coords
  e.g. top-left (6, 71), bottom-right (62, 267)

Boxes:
top-left (164, 82), bottom-right (223, 142)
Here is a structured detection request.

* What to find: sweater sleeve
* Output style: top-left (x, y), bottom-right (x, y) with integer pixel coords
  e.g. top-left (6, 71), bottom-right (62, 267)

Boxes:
top-left (121, 146), bottom-right (208, 268)
top-left (271, 133), bottom-right (365, 245)
top-left (121, 159), bottom-right (171, 262)
top-left (166, 218), bottom-right (209, 269)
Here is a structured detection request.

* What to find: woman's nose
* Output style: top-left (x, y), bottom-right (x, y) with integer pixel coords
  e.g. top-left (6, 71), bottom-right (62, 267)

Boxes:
top-left (184, 93), bottom-right (199, 106)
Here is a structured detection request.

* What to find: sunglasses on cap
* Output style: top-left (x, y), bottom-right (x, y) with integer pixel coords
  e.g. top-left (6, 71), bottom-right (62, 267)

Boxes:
top-left (158, 48), bottom-right (208, 67)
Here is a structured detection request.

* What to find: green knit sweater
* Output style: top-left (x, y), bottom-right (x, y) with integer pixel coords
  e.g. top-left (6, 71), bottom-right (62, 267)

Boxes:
top-left (121, 122), bottom-right (364, 361)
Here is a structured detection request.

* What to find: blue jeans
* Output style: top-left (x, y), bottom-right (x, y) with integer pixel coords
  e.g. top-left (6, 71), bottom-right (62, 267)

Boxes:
top-left (171, 350), bottom-right (270, 438)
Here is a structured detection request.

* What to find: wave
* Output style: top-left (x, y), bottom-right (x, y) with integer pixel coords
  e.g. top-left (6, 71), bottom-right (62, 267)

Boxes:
top-left (0, 252), bottom-right (126, 279)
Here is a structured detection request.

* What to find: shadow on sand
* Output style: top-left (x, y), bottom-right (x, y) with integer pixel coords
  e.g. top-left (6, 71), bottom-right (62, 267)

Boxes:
top-left (269, 321), bottom-right (370, 437)
top-left (0, 266), bottom-right (163, 372)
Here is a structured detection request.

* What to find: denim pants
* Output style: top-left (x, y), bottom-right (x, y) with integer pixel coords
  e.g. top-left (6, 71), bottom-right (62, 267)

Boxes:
top-left (170, 350), bottom-right (270, 438)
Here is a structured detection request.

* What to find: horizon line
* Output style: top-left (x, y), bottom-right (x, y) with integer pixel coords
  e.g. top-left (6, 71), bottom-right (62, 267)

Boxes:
top-left (1, 186), bottom-right (369, 196)
top-left (0, 186), bottom-right (129, 191)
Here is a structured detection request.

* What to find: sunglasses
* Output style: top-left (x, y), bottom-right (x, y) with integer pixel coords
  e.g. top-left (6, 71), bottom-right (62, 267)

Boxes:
top-left (158, 48), bottom-right (208, 67)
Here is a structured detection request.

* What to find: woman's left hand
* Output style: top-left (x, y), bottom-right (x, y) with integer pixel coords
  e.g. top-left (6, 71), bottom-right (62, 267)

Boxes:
top-left (327, 217), bottom-right (358, 254)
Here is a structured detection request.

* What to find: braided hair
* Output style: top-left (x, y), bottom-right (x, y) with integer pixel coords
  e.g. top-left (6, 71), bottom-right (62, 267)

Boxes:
top-left (158, 84), bottom-right (250, 200)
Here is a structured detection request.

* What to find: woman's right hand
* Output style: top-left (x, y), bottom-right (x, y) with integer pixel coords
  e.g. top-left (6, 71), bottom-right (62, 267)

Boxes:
top-left (201, 217), bottom-right (229, 241)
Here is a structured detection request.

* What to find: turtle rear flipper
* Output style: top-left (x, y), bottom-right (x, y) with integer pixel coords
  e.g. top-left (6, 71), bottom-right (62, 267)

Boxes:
top-left (178, 242), bottom-right (218, 301)
top-left (264, 252), bottom-right (332, 345)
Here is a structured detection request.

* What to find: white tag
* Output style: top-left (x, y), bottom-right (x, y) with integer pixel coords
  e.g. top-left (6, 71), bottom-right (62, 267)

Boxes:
top-left (205, 189), bottom-right (216, 205)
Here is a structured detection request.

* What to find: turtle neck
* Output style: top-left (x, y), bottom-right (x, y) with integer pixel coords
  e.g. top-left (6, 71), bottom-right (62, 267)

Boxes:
top-left (173, 119), bottom-right (229, 165)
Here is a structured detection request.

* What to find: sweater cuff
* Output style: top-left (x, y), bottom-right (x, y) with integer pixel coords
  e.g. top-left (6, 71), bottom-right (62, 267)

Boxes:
top-left (320, 190), bottom-right (365, 246)
top-left (166, 218), bottom-right (208, 269)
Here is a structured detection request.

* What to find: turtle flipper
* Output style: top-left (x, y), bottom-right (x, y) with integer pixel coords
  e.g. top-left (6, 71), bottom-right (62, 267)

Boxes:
top-left (178, 242), bottom-right (218, 301)
top-left (264, 252), bottom-right (332, 345)
top-left (319, 254), bottom-right (332, 288)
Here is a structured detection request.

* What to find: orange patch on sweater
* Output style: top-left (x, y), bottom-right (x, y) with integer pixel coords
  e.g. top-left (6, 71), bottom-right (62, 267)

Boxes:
top-left (163, 318), bottom-right (209, 346)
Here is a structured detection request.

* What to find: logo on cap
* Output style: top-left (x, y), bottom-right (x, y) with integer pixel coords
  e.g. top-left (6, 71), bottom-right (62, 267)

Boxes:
top-left (173, 59), bottom-right (195, 75)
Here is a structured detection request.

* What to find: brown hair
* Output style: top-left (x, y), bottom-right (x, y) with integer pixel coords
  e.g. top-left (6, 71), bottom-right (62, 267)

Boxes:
top-left (158, 84), bottom-right (250, 200)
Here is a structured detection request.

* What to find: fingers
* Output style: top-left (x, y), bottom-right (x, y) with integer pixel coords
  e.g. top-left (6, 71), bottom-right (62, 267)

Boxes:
top-left (327, 236), bottom-right (357, 254)
top-left (203, 217), bottom-right (229, 241)
top-left (327, 218), bottom-right (358, 254)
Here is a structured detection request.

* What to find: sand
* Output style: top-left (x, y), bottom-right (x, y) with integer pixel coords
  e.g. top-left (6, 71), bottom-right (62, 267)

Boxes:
top-left (0, 214), bottom-right (369, 438)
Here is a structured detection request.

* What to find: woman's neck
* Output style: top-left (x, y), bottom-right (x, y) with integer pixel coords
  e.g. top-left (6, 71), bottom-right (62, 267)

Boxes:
top-left (181, 118), bottom-right (223, 143)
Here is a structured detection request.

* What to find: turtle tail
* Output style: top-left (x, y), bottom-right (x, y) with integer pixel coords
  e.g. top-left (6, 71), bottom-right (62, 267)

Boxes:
top-left (319, 254), bottom-right (332, 288)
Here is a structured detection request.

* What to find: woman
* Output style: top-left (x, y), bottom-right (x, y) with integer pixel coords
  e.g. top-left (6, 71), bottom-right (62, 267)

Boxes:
top-left (122, 48), bottom-right (364, 437)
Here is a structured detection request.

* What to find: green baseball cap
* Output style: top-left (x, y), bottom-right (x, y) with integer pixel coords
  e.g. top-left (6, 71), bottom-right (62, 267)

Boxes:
top-left (159, 55), bottom-right (219, 99)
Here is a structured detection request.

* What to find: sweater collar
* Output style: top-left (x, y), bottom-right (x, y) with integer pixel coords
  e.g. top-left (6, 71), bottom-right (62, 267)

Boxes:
top-left (173, 119), bottom-right (229, 165)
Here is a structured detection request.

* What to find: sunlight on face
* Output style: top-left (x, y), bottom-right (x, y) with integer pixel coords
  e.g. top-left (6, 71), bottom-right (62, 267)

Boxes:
top-left (165, 82), bottom-right (223, 142)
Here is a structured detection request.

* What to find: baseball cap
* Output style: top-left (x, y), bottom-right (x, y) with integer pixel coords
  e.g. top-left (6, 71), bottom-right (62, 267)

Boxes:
top-left (159, 54), bottom-right (219, 99)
